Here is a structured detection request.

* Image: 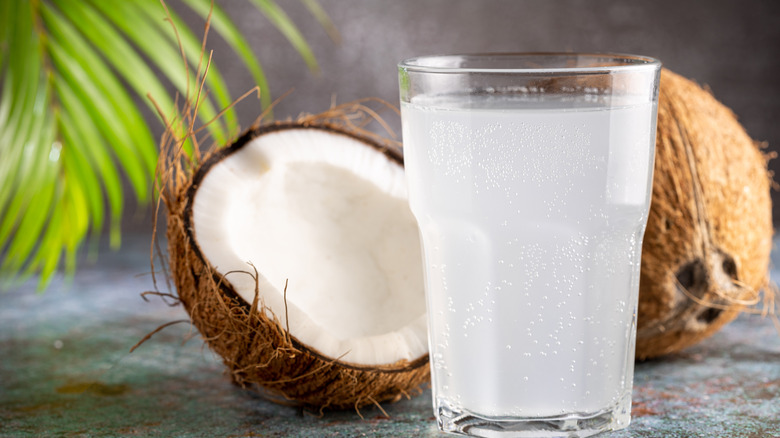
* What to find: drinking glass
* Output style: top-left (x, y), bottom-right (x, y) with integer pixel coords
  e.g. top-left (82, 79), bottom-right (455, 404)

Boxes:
top-left (398, 53), bottom-right (661, 437)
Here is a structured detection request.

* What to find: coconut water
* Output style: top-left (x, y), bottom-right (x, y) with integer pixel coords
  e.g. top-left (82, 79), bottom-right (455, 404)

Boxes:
top-left (401, 94), bottom-right (656, 420)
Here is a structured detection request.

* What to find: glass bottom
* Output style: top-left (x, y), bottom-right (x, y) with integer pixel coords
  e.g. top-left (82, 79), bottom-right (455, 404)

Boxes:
top-left (436, 395), bottom-right (631, 438)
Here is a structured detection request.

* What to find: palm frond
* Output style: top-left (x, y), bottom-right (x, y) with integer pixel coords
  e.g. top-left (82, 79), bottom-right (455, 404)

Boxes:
top-left (249, 0), bottom-right (320, 72)
top-left (0, 0), bottom-right (331, 290)
top-left (54, 75), bottom-right (125, 247)
top-left (44, 7), bottom-right (154, 202)
top-left (300, 0), bottom-right (341, 44)
top-left (182, 0), bottom-right (274, 110)
top-left (81, 0), bottom-right (231, 144)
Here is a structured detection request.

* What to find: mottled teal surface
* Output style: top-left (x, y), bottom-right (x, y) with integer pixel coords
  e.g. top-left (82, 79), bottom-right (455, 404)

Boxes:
top-left (1, 236), bottom-right (778, 437)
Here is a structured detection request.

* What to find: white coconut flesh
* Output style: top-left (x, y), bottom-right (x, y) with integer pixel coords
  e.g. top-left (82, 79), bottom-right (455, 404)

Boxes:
top-left (191, 128), bottom-right (428, 366)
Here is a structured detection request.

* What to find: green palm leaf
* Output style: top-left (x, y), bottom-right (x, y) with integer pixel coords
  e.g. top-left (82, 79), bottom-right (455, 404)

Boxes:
top-left (0, 0), bottom-right (332, 290)
top-left (249, 0), bottom-right (319, 72)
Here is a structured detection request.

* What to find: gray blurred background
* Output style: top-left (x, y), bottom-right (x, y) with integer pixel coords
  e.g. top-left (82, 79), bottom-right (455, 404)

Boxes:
top-left (127, 0), bottom-right (780, 230)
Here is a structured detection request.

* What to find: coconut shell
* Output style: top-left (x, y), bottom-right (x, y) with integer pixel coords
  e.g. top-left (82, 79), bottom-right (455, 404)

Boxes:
top-left (165, 122), bottom-right (429, 411)
top-left (635, 69), bottom-right (773, 359)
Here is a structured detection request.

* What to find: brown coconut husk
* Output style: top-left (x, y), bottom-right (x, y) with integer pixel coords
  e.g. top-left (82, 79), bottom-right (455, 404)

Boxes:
top-left (635, 69), bottom-right (774, 359)
top-left (156, 97), bottom-right (429, 411)
top-left (145, 5), bottom-right (427, 411)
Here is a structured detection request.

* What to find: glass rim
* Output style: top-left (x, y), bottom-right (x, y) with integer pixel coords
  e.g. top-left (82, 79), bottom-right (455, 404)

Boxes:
top-left (398, 52), bottom-right (661, 74)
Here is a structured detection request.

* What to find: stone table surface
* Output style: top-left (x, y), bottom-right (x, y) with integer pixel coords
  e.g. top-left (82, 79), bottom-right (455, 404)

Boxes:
top-left (1, 235), bottom-right (779, 438)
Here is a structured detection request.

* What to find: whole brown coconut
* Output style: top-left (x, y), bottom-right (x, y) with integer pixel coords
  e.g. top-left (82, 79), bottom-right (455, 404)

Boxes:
top-left (161, 108), bottom-right (429, 411)
top-left (635, 69), bottom-right (773, 359)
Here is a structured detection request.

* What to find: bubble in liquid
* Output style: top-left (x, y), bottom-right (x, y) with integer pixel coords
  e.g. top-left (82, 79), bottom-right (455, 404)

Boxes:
top-left (505, 344), bottom-right (512, 350)
top-left (433, 353), bottom-right (446, 370)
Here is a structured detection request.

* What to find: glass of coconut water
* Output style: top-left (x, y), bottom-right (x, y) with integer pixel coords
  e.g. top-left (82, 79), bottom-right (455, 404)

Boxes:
top-left (398, 53), bottom-right (661, 437)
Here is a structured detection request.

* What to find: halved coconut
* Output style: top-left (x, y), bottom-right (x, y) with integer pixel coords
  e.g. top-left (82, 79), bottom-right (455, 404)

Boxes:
top-left (167, 122), bottom-right (429, 409)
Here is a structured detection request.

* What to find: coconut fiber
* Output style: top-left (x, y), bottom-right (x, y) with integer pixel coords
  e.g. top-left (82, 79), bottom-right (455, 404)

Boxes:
top-left (635, 69), bottom-right (773, 359)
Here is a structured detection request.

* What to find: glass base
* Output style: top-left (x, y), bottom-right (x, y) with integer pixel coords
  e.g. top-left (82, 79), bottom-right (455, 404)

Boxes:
top-left (436, 396), bottom-right (631, 438)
